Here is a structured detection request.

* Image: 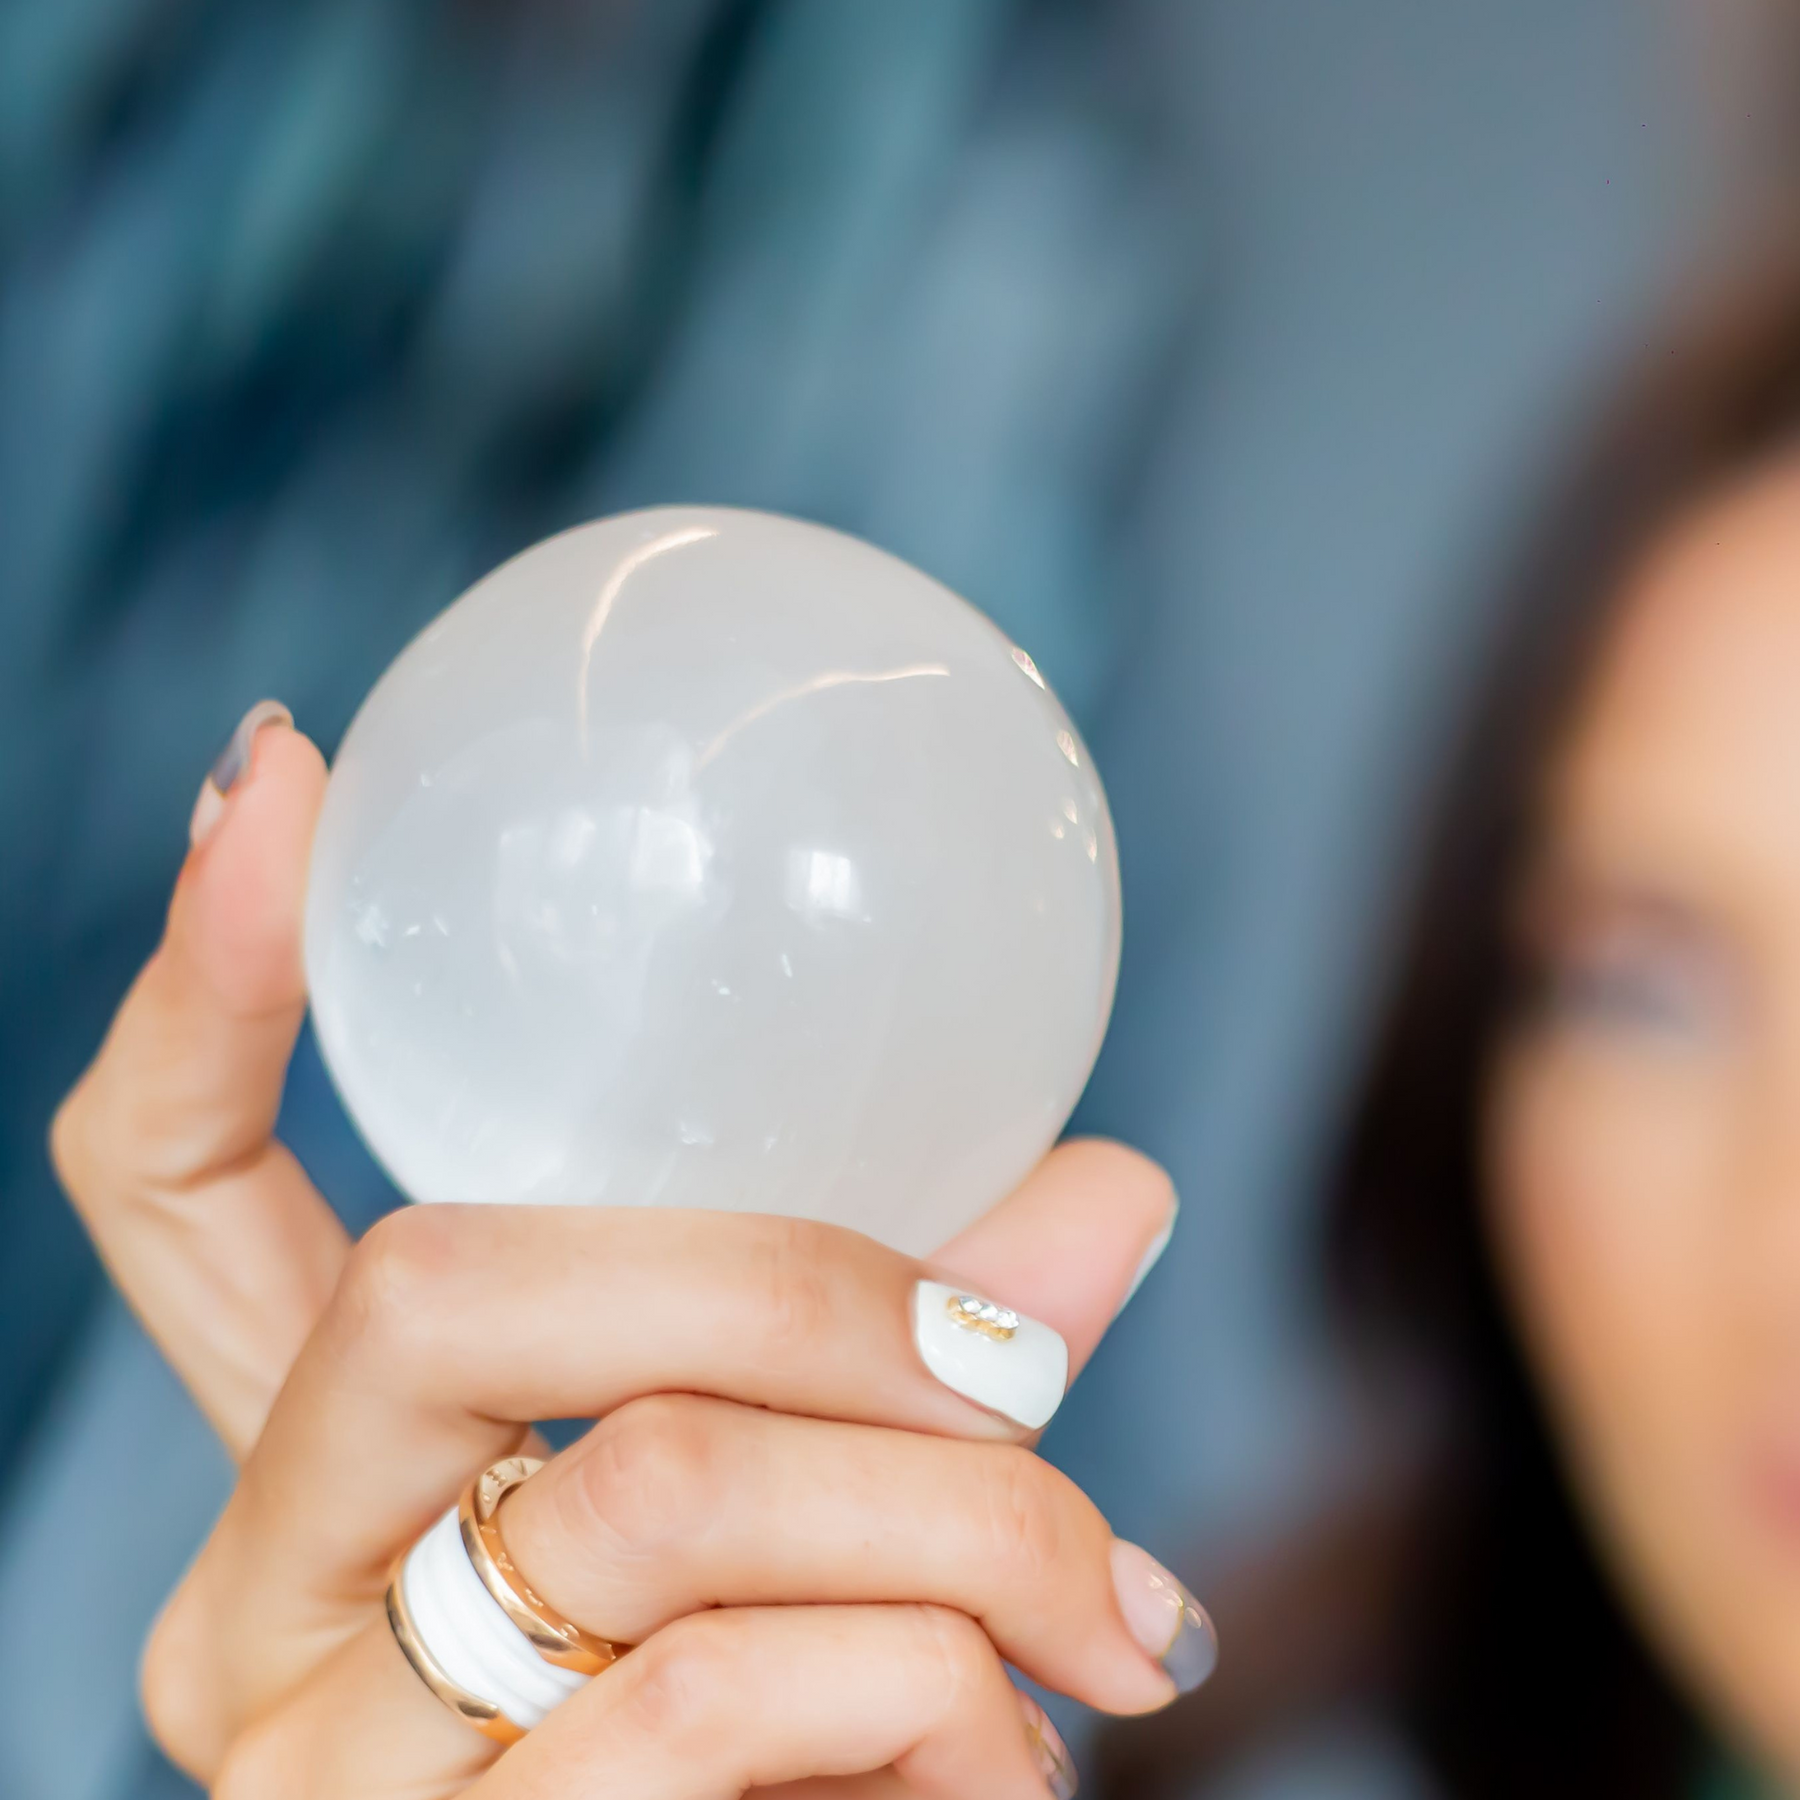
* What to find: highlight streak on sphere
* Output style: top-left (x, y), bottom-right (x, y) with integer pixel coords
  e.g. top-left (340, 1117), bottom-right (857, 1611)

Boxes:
top-left (304, 507), bottom-right (1120, 1255)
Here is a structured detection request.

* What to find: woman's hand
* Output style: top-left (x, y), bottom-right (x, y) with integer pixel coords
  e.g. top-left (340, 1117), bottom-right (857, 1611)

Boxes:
top-left (52, 706), bottom-right (1206, 1799)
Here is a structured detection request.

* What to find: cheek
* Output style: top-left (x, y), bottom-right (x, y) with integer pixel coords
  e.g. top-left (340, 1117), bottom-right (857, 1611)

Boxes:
top-left (1487, 1038), bottom-right (1736, 1530)
top-left (1481, 1034), bottom-right (1800, 1768)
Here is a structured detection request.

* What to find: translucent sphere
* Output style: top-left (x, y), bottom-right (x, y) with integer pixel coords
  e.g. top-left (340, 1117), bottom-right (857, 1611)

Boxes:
top-left (304, 507), bottom-right (1120, 1255)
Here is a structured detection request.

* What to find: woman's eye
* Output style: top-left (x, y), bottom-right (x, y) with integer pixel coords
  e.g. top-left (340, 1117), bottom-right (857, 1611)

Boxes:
top-left (1532, 949), bottom-right (1726, 1040)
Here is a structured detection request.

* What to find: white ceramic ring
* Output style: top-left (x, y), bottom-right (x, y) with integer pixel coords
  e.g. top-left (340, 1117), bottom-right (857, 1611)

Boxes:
top-left (401, 1505), bottom-right (590, 1733)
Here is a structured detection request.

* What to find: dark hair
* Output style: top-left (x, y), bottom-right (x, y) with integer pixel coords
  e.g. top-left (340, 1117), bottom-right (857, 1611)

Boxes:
top-left (1096, 253), bottom-right (1800, 1797)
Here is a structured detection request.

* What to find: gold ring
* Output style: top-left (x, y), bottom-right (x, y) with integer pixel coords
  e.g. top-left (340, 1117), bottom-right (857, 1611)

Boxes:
top-left (385, 1557), bottom-right (526, 1746)
top-left (460, 1456), bottom-right (629, 1676)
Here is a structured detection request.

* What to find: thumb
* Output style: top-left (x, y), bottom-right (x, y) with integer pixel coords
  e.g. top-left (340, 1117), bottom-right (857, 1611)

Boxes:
top-left (930, 1138), bottom-right (1177, 1388)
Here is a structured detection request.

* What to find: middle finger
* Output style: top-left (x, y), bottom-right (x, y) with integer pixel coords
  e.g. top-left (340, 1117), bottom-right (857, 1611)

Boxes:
top-left (500, 1394), bottom-right (1189, 1716)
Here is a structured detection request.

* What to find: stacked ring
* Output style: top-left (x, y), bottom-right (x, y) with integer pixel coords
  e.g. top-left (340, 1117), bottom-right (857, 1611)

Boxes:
top-left (460, 1457), bottom-right (626, 1676)
top-left (386, 1454), bottom-right (632, 1742)
top-left (386, 1557), bottom-right (527, 1747)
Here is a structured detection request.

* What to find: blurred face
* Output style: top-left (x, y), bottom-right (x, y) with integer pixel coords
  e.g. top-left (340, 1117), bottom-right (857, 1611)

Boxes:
top-left (1490, 451), bottom-right (1800, 1775)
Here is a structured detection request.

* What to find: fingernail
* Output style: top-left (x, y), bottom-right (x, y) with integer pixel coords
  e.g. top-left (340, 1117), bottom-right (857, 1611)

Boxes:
top-left (1119, 1193), bottom-right (1179, 1312)
top-left (1019, 1693), bottom-right (1078, 1799)
top-left (1109, 1541), bottom-right (1218, 1694)
top-left (190, 700), bottom-right (291, 847)
top-left (911, 1281), bottom-right (1068, 1432)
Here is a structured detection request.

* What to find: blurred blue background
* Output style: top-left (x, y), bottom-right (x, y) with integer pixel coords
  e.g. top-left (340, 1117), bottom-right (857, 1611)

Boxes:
top-left (1, 2), bottom-right (1790, 1795)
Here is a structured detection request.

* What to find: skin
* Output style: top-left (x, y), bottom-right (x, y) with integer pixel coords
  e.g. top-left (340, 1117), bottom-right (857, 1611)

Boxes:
top-left (1489, 450), bottom-right (1800, 1781)
top-left (76, 449), bottom-right (1800, 1791)
top-left (51, 718), bottom-right (1193, 1798)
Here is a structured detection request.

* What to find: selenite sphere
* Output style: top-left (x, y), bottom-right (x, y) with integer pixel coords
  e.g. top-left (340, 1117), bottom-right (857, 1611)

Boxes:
top-left (304, 507), bottom-right (1120, 1255)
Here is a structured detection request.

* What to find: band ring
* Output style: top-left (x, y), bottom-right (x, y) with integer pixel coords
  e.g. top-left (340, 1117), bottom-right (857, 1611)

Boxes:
top-left (385, 1556), bottom-right (527, 1746)
top-left (460, 1455), bottom-right (630, 1676)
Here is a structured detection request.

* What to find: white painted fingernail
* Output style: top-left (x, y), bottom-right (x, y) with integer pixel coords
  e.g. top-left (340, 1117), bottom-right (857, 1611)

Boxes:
top-left (1120, 1194), bottom-right (1179, 1313)
top-left (911, 1281), bottom-right (1068, 1431)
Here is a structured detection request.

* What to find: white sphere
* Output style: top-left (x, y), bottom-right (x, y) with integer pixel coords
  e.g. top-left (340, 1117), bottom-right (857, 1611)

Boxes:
top-left (304, 507), bottom-right (1120, 1255)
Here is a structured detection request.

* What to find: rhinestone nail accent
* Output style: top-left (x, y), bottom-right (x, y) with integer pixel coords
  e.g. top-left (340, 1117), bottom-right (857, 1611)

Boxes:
top-left (947, 1293), bottom-right (1020, 1340)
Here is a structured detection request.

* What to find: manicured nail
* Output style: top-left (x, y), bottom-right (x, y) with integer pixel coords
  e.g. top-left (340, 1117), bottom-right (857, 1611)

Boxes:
top-left (1120, 1194), bottom-right (1179, 1312)
top-left (1019, 1693), bottom-right (1078, 1799)
top-left (911, 1281), bottom-right (1068, 1431)
top-left (190, 700), bottom-right (291, 847)
top-left (1110, 1541), bottom-right (1217, 1694)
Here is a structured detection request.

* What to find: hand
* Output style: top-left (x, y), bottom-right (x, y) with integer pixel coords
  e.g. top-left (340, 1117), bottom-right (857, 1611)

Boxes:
top-left (53, 705), bottom-right (1209, 1799)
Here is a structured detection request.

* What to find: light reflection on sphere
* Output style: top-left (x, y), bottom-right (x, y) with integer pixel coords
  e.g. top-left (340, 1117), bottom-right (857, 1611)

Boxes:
top-left (304, 508), bottom-right (1120, 1255)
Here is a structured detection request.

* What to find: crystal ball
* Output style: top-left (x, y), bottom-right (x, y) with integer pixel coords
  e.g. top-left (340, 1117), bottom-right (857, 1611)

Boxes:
top-left (304, 507), bottom-right (1120, 1255)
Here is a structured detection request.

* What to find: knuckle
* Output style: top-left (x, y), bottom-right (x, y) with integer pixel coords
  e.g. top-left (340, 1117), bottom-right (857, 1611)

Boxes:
top-left (328, 1205), bottom-right (464, 1368)
top-left (48, 1081), bottom-right (101, 1210)
top-left (139, 1585), bottom-right (226, 1781)
top-left (746, 1215), bottom-right (840, 1362)
top-left (210, 1715), bottom-right (298, 1800)
top-left (905, 1604), bottom-right (997, 1716)
top-left (621, 1614), bottom-right (745, 1743)
top-left (571, 1395), bottom-right (717, 1558)
top-left (980, 1448), bottom-right (1067, 1583)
